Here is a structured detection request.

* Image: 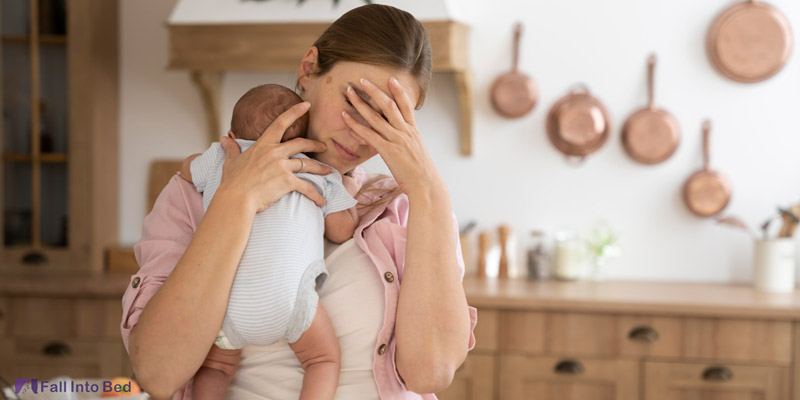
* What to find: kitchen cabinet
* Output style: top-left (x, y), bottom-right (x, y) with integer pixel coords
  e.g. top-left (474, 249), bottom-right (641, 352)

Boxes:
top-left (1, 0), bottom-right (118, 272)
top-left (438, 278), bottom-right (800, 400)
top-left (0, 273), bottom-right (132, 380)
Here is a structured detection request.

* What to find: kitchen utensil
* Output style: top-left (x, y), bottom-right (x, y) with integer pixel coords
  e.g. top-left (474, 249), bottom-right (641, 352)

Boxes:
top-left (753, 238), bottom-right (796, 293)
top-left (761, 214), bottom-right (777, 239)
top-left (490, 23), bottom-right (538, 118)
top-left (498, 225), bottom-right (510, 278)
top-left (777, 207), bottom-right (799, 237)
top-left (707, 0), bottom-right (793, 83)
top-left (621, 54), bottom-right (681, 164)
top-left (716, 215), bottom-right (755, 238)
top-left (478, 232), bottom-right (490, 278)
top-left (546, 85), bottom-right (611, 162)
top-left (683, 120), bottom-right (731, 217)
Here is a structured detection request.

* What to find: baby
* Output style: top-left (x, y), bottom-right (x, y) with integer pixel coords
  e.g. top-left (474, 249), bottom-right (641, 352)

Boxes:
top-left (179, 84), bottom-right (360, 400)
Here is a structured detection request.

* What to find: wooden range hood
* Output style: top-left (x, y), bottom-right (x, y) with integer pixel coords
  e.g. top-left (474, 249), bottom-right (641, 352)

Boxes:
top-left (167, 1), bottom-right (473, 156)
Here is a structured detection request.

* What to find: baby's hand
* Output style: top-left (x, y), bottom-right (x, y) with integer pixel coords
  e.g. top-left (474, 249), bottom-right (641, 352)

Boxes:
top-left (342, 175), bottom-right (362, 198)
top-left (179, 153), bottom-right (201, 183)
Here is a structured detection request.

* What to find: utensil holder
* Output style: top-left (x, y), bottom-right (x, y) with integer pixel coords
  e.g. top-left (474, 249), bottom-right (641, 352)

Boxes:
top-left (753, 238), bottom-right (796, 293)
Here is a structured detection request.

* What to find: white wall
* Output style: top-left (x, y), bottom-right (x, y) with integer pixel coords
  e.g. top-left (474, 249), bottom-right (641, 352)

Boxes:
top-left (120, 0), bottom-right (800, 283)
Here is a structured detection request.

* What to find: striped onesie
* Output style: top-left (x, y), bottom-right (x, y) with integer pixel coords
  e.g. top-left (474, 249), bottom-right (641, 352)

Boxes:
top-left (190, 139), bottom-right (357, 348)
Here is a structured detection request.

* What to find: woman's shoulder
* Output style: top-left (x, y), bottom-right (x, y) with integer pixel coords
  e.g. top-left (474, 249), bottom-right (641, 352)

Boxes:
top-left (145, 173), bottom-right (204, 232)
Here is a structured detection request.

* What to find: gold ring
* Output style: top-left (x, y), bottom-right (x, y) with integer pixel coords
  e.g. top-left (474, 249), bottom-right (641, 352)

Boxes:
top-left (298, 158), bottom-right (305, 173)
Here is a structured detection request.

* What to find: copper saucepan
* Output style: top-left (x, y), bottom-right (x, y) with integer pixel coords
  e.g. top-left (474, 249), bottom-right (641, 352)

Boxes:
top-left (546, 85), bottom-right (611, 162)
top-left (707, 0), bottom-right (793, 83)
top-left (683, 120), bottom-right (731, 217)
top-left (621, 54), bottom-right (681, 165)
top-left (490, 23), bottom-right (538, 118)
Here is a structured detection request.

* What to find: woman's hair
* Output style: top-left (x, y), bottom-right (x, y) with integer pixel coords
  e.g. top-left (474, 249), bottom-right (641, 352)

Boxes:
top-left (300, 4), bottom-right (432, 216)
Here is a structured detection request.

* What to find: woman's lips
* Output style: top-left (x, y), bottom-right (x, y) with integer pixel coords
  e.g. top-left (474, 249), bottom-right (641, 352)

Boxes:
top-left (332, 140), bottom-right (358, 161)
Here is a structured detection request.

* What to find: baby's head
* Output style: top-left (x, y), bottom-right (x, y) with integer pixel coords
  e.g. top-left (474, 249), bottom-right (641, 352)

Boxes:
top-left (229, 84), bottom-right (308, 142)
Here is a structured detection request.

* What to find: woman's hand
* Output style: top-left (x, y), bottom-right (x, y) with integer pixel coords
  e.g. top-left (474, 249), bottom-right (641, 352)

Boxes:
top-left (341, 77), bottom-right (445, 197)
top-left (217, 102), bottom-right (333, 213)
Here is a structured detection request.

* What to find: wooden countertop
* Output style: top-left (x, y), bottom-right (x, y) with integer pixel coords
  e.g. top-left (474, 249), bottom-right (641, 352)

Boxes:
top-left (0, 272), bottom-right (132, 297)
top-left (463, 277), bottom-right (800, 320)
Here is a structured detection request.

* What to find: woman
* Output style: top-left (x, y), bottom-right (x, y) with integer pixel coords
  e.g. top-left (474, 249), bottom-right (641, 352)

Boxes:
top-left (120, 4), bottom-right (477, 399)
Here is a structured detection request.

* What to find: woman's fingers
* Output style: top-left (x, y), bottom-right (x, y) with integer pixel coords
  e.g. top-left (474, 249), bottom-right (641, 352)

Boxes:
top-left (388, 77), bottom-right (417, 126)
top-left (289, 157), bottom-right (332, 175)
top-left (346, 85), bottom-right (396, 140)
top-left (278, 137), bottom-right (328, 159)
top-left (357, 78), bottom-right (408, 129)
top-left (292, 176), bottom-right (326, 207)
top-left (342, 111), bottom-right (389, 154)
top-left (256, 101), bottom-right (311, 144)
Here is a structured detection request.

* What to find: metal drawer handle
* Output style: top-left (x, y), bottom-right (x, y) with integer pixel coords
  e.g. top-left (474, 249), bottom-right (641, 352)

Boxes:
top-left (22, 251), bottom-right (48, 266)
top-left (43, 341), bottom-right (72, 357)
top-left (702, 366), bottom-right (733, 382)
top-left (628, 326), bottom-right (660, 342)
top-left (554, 359), bottom-right (584, 375)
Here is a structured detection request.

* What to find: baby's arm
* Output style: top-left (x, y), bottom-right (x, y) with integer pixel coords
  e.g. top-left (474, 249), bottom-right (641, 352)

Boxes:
top-left (179, 153), bottom-right (202, 183)
top-left (323, 175), bottom-right (361, 244)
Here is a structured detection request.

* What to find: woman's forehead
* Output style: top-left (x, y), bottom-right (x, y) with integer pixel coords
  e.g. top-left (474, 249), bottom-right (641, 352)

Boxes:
top-left (329, 62), bottom-right (421, 101)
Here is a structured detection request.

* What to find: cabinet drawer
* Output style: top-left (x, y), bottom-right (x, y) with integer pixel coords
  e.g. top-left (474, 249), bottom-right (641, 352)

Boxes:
top-left (0, 338), bottom-right (128, 380)
top-left (644, 361), bottom-right (789, 400)
top-left (7, 296), bottom-right (122, 339)
top-left (474, 309), bottom-right (498, 352)
top-left (499, 354), bottom-right (639, 400)
top-left (620, 315), bottom-right (792, 365)
top-left (437, 353), bottom-right (495, 400)
top-left (501, 311), bottom-right (617, 356)
top-left (498, 311), bottom-right (545, 353)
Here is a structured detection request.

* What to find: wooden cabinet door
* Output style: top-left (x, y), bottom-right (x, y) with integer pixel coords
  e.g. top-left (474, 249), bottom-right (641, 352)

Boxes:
top-left (437, 353), bottom-right (495, 400)
top-left (0, 338), bottom-right (127, 380)
top-left (645, 361), bottom-right (790, 400)
top-left (499, 354), bottom-right (639, 400)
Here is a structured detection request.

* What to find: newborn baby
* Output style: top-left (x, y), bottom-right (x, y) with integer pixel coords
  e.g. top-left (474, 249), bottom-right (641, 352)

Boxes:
top-left (180, 84), bottom-right (360, 400)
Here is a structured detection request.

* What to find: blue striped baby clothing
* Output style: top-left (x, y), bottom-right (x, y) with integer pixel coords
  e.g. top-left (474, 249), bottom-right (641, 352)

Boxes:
top-left (190, 139), bottom-right (357, 348)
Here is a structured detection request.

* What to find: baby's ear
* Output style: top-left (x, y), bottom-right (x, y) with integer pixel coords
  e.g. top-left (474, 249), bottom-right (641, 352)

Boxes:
top-left (227, 131), bottom-right (237, 139)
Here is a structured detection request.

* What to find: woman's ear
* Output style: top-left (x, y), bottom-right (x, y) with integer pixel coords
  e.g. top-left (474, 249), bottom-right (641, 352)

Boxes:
top-left (297, 46), bottom-right (320, 90)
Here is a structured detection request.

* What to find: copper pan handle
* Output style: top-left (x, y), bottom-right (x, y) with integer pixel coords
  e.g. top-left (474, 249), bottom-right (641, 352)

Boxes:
top-left (647, 54), bottom-right (656, 109)
top-left (702, 120), bottom-right (712, 170)
top-left (512, 23), bottom-right (522, 72)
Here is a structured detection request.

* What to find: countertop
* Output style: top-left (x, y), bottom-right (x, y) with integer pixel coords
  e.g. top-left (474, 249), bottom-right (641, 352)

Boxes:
top-left (463, 276), bottom-right (800, 320)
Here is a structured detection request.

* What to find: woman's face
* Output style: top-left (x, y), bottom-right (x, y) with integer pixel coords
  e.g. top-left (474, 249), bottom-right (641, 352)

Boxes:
top-left (298, 59), bottom-right (421, 174)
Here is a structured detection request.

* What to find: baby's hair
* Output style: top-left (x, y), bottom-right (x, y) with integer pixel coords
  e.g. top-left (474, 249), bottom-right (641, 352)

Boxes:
top-left (230, 84), bottom-right (308, 142)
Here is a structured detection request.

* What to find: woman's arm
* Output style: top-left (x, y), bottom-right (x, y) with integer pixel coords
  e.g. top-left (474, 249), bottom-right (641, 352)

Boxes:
top-left (342, 77), bottom-right (472, 393)
top-left (128, 103), bottom-right (334, 399)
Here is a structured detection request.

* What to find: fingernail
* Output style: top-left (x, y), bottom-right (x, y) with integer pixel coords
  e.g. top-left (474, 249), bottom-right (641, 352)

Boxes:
top-left (346, 85), bottom-right (354, 94)
top-left (390, 77), bottom-right (399, 86)
top-left (301, 101), bottom-right (311, 109)
top-left (341, 110), bottom-right (350, 119)
top-left (360, 78), bottom-right (370, 87)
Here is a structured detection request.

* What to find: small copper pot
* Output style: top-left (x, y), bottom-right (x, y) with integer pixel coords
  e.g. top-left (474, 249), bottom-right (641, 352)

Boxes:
top-left (707, 0), bottom-right (793, 83)
top-left (546, 86), bottom-right (611, 161)
top-left (490, 23), bottom-right (538, 118)
top-left (683, 120), bottom-right (732, 217)
top-left (621, 54), bottom-right (681, 165)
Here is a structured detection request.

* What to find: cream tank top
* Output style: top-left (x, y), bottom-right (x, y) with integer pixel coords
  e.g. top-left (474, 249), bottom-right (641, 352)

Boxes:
top-left (225, 237), bottom-right (385, 400)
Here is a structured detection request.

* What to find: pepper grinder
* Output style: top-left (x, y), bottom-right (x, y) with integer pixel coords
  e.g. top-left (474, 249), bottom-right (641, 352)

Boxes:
top-left (498, 225), bottom-right (510, 278)
top-left (478, 232), bottom-right (490, 278)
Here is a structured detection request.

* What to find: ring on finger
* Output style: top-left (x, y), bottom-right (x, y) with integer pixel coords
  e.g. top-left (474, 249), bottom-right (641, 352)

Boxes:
top-left (298, 158), bottom-right (305, 173)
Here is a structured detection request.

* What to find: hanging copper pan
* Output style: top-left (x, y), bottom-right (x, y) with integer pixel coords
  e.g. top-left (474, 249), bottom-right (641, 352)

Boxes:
top-left (490, 23), bottom-right (538, 118)
top-left (683, 120), bottom-right (731, 217)
top-left (546, 86), bottom-right (611, 162)
top-left (622, 54), bottom-right (681, 165)
top-left (707, 0), bottom-right (793, 83)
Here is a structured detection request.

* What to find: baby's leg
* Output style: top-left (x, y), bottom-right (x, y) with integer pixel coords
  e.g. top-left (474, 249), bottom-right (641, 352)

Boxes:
top-left (192, 345), bottom-right (242, 400)
top-left (288, 304), bottom-right (341, 400)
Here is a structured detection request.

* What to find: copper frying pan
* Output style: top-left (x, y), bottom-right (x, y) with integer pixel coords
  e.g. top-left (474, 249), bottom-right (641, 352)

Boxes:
top-left (490, 23), bottom-right (538, 118)
top-left (621, 54), bottom-right (681, 165)
top-left (546, 85), bottom-right (611, 162)
top-left (683, 121), bottom-right (731, 217)
top-left (707, 0), bottom-right (793, 83)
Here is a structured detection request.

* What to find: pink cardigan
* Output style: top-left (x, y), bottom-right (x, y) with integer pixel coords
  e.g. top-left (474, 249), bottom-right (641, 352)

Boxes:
top-left (120, 166), bottom-right (478, 399)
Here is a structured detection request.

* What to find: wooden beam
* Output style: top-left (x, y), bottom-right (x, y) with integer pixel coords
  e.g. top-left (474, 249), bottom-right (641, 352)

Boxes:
top-left (453, 70), bottom-right (473, 156)
top-left (190, 71), bottom-right (222, 144)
